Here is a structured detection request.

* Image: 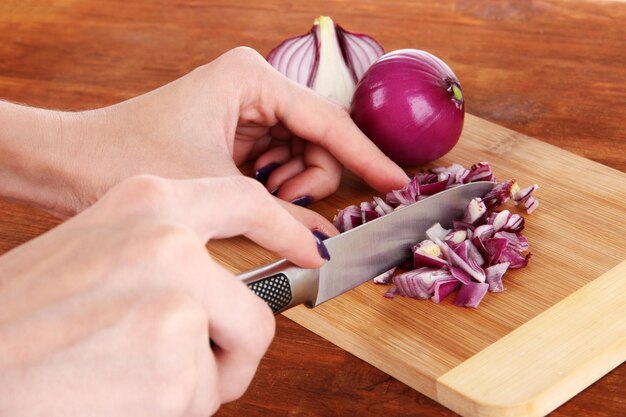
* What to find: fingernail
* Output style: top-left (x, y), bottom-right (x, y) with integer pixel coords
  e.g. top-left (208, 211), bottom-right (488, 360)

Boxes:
top-left (270, 187), bottom-right (280, 196)
top-left (312, 231), bottom-right (331, 261)
top-left (255, 162), bottom-right (281, 184)
top-left (290, 196), bottom-right (312, 207)
top-left (311, 229), bottom-right (329, 241)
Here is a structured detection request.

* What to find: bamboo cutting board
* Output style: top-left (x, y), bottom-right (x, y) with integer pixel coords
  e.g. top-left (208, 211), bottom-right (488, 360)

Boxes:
top-left (207, 114), bottom-right (626, 417)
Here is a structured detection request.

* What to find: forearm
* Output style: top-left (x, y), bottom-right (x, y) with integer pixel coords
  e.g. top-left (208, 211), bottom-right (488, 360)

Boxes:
top-left (0, 101), bottom-right (74, 214)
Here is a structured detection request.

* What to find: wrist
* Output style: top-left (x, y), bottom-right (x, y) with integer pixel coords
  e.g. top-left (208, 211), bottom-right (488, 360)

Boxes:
top-left (0, 102), bottom-right (101, 216)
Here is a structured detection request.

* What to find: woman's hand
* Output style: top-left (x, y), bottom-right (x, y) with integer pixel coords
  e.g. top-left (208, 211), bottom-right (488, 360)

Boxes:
top-left (0, 175), bottom-right (326, 416)
top-left (0, 47), bottom-right (408, 229)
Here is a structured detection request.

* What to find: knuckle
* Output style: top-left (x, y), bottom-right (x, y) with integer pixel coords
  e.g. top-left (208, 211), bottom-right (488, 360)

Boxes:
top-left (142, 223), bottom-right (199, 257)
top-left (227, 46), bottom-right (265, 65)
top-left (107, 175), bottom-right (173, 215)
top-left (144, 291), bottom-right (207, 347)
top-left (134, 292), bottom-right (207, 416)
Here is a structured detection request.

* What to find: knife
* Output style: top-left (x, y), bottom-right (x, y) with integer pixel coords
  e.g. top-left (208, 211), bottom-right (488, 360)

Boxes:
top-left (237, 181), bottom-right (495, 314)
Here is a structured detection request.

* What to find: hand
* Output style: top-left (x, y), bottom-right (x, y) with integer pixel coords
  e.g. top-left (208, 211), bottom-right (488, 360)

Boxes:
top-left (0, 175), bottom-right (326, 416)
top-left (0, 47), bottom-right (408, 231)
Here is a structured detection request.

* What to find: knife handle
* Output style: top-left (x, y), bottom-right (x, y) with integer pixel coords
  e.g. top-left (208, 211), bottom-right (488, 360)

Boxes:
top-left (236, 259), bottom-right (319, 315)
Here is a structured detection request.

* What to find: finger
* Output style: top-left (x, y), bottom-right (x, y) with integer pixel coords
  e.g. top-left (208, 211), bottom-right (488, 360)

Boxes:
top-left (172, 176), bottom-right (327, 268)
top-left (290, 136), bottom-right (305, 156)
top-left (265, 156), bottom-right (306, 193)
top-left (253, 144), bottom-right (291, 184)
top-left (269, 122), bottom-right (292, 140)
top-left (275, 143), bottom-right (342, 203)
top-left (266, 71), bottom-right (410, 192)
top-left (246, 134), bottom-right (273, 162)
top-left (203, 261), bottom-right (275, 403)
top-left (185, 320), bottom-right (220, 416)
top-left (275, 199), bottom-right (339, 238)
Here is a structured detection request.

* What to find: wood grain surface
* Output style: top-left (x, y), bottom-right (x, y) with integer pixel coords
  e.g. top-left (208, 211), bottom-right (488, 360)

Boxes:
top-left (0, 1), bottom-right (624, 416)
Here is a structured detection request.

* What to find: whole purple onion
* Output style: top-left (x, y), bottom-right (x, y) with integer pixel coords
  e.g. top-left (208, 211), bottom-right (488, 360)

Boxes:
top-left (350, 49), bottom-right (465, 166)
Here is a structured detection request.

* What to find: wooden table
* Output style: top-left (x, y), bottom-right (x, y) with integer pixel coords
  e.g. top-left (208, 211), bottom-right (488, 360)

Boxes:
top-left (1, 1), bottom-right (624, 416)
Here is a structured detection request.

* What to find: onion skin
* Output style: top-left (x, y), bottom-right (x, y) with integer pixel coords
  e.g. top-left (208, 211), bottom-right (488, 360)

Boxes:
top-left (350, 49), bottom-right (465, 166)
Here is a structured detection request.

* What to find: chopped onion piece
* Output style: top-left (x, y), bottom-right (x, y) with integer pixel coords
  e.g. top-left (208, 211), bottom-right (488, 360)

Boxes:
top-left (333, 205), bottom-right (362, 231)
top-left (426, 223), bottom-right (450, 241)
top-left (373, 196), bottom-right (394, 215)
top-left (394, 268), bottom-right (452, 299)
top-left (454, 282), bottom-right (489, 308)
top-left (466, 240), bottom-right (486, 266)
top-left (485, 237), bottom-right (508, 265)
top-left (450, 266), bottom-right (471, 285)
top-left (413, 240), bottom-right (448, 269)
top-left (482, 180), bottom-right (515, 208)
top-left (445, 230), bottom-right (467, 244)
top-left (462, 197), bottom-right (487, 225)
top-left (486, 262), bottom-right (509, 292)
top-left (336, 161), bottom-right (538, 309)
top-left (373, 267), bottom-right (397, 284)
top-left (431, 278), bottom-right (461, 303)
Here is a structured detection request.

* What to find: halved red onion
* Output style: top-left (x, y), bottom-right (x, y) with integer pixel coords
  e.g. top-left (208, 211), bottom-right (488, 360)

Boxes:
top-left (268, 16), bottom-right (384, 109)
top-left (454, 282), bottom-right (489, 308)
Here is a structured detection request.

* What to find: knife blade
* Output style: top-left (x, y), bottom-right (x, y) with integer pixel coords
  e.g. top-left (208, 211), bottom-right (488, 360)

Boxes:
top-left (237, 181), bottom-right (495, 314)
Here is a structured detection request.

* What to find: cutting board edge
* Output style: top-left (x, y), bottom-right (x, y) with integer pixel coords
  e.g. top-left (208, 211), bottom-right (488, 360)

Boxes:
top-left (435, 260), bottom-right (626, 417)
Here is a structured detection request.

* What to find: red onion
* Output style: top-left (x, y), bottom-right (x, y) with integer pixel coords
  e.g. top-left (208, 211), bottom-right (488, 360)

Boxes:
top-left (332, 161), bottom-right (540, 308)
top-left (267, 16), bottom-right (384, 109)
top-left (350, 49), bottom-right (465, 166)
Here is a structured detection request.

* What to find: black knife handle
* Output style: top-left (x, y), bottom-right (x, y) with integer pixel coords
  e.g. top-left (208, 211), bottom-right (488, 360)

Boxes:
top-left (246, 273), bottom-right (293, 314)
top-left (237, 259), bottom-right (320, 315)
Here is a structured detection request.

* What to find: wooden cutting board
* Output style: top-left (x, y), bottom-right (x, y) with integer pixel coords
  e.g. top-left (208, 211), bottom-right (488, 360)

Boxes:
top-left (207, 114), bottom-right (626, 417)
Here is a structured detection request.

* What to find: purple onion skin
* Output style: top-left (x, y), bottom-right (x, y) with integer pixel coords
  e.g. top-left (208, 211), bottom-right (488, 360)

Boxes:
top-left (350, 49), bottom-right (465, 166)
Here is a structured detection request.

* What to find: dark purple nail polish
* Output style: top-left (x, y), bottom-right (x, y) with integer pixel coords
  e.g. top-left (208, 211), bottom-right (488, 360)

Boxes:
top-left (312, 229), bottom-right (329, 241)
top-left (270, 187), bottom-right (280, 196)
top-left (291, 196), bottom-right (312, 207)
top-left (312, 232), bottom-right (331, 261)
top-left (255, 162), bottom-right (281, 184)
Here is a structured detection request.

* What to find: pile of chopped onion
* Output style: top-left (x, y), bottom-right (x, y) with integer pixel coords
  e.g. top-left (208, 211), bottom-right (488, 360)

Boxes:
top-left (333, 162), bottom-right (539, 308)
